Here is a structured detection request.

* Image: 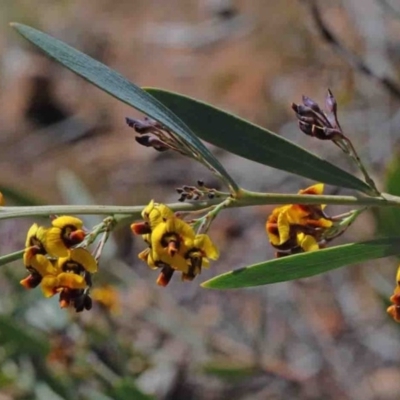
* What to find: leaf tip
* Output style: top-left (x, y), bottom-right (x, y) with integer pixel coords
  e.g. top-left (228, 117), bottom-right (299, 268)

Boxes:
top-left (201, 277), bottom-right (224, 289)
top-left (9, 22), bottom-right (23, 31)
top-left (200, 280), bottom-right (212, 289)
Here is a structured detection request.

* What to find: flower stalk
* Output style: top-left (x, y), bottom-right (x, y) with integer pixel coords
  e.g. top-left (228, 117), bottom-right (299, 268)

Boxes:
top-left (0, 191), bottom-right (399, 223)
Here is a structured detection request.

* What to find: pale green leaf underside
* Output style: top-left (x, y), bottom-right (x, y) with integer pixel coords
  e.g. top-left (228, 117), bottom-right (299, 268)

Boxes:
top-left (11, 23), bottom-right (238, 191)
top-left (202, 238), bottom-right (400, 289)
top-left (145, 88), bottom-right (373, 194)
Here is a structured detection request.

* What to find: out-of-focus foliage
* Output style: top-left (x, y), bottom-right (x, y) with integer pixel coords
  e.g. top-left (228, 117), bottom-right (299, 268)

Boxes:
top-left (376, 154), bottom-right (400, 237)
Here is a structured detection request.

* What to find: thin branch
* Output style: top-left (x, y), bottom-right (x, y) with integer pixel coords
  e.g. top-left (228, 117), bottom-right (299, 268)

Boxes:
top-left (0, 190), bottom-right (399, 223)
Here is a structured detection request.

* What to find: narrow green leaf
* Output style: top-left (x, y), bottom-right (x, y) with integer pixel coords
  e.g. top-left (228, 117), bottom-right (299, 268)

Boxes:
top-left (11, 23), bottom-right (238, 192)
top-left (376, 154), bottom-right (400, 237)
top-left (202, 238), bottom-right (400, 289)
top-left (0, 249), bottom-right (24, 267)
top-left (145, 88), bottom-right (373, 194)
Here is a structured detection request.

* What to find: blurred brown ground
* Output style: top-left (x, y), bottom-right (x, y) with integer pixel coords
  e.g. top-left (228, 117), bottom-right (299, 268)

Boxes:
top-left (1, 1), bottom-right (400, 399)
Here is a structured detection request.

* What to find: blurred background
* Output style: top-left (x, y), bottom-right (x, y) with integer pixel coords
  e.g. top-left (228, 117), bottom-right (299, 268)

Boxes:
top-left (1, 0), bottom-right (400, 399)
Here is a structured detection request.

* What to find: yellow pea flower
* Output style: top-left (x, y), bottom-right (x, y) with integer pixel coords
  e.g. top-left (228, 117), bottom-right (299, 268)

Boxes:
top-left (183, 234), bottom-right (219, 281)
top-left (40, 248), bottom-right (96, 301)
top-left (141, 200), bottom-right (174, 229)
top-left (151, 216), bottom-right (195, 272)
top-left (23, 223), bottom-right (48, 267)
top-left (266, 184), bottom-right (332, 255)
top-left (39, 216), bottom-right (86, 257)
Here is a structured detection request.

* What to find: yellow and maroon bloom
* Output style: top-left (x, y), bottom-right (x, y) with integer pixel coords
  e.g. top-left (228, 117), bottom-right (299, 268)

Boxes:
top-left (40, 248), bottom-right (97, 311)
top-left (131, 200), bottom-right (175, 235)
top-left (133, 201), bottom-right (219, 286)
top-left (266, 184), bottom-right (333, 255)
top-left (151, 216), bottom-right (195, 273)
top-left (149, 220), bottom-right (219, 284)
top-left (183, 234), bottom-right (219, 281)
top-left (39, 216), bottom-right (86, 257)
top-left (24, 223), bottom-right (47, 264)
top-left (22, 223), bottom-right (49, 288)
top-left (20, 254), bottom-right (57, 289)
top-left (141, 200), bottom-right (174, 229)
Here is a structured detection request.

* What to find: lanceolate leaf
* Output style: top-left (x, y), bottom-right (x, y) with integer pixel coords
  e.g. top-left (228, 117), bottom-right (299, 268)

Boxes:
top-left (11, 23), bottom-right (238, 192)
top-left (145, 88), bottom-right (373, 194)
top-left (202, 238), bottom-right (400, 289)
top-left (376, 154), bottom-right (400, 237)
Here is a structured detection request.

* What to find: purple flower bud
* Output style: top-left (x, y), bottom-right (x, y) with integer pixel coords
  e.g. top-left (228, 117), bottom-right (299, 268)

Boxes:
top-left (325, 89), bottom-right (337, 114)
top-left (298, 121), bottom-right (313, 136)
top-left (302, 95), bottom-right (320, 111)
top-left (135, 135), bottom-right (169, 151)
top-left (126, 117), bottom-right (158, 134)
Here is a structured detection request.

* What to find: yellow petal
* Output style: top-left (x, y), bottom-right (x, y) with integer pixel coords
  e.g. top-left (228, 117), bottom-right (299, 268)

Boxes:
top-left (142, 200), bottom-right (175, 229)
top-left (40, 227), bottom-right (69, 257)
top-left (31, 254), bottom-right (58, 276)
top-left (266, 213), bottom-right (281, 245)
top-left (141, 199), bottom-right (155, 220)
top-left (52, 216), bottom-right (83, 230)
top-left (57, 272), bottom-right (86, 289)
top-left (166, 217), bottom-right (195, 242)
top-left (151, 217), bottom-right (195, 271)
top-left (170, 255), bottom-right (189, 272)
top-left (306, 218), bottom-right (333, 228)
top-left (298, 183), bottom-right (324, 195)
top-left (286, 205), bottom-right (309, 223)
top-left (298, 234), bottom-right (319, 252)
top-left (25, 223), bottom-right (39, 247)
top-left (151, 248), bottom-right (189, 273)
top-left (151, 222), bottom-right (168, 252)
top-left (23, 246), bottom-right (38, 267)
top-left (60, 248), bottom-right (98, 273)
top-left (194, 234), bottom-right (219, 260)
top-left (138, 248), bottom-right (158, 270)
top-left (41, 276), bottom-right (60, 297)
top-left (277, 210), bottom-right (291, 245)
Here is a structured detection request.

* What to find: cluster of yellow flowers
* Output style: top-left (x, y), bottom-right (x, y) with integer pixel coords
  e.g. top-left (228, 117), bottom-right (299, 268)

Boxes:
top-left (265, 184), bottom-right (333, 257)
top-left (131, 200), bottom-right (219, 286)
top-left (21, 216), bottom-right (97, 312)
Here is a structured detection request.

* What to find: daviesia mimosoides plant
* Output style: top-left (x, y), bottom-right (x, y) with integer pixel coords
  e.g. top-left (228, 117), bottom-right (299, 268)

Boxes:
top-left (2, 23), bottom-right (400, 324)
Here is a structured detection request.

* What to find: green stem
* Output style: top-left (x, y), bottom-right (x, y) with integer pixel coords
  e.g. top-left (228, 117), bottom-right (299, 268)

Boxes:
top-left (0, 191), bottom-right (399, 223)
top-left (0, 249), bottom-right (25, 266)
top-left (196, 196), bottom-right (232, 234)
top-left (342, 137), bottom-right (380, 195)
